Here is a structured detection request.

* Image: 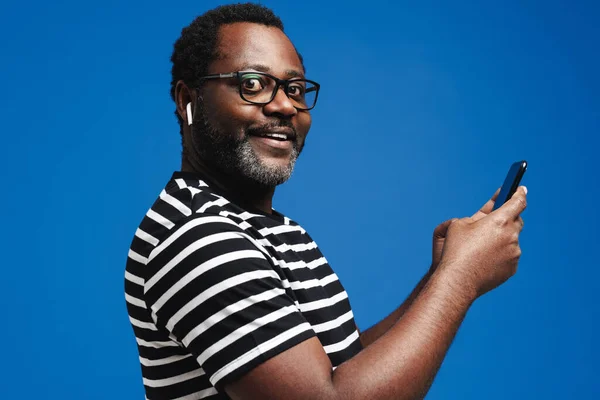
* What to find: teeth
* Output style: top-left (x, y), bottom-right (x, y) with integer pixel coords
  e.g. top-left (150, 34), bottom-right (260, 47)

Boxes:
top-left (264, 133), bottom-right (287, 140)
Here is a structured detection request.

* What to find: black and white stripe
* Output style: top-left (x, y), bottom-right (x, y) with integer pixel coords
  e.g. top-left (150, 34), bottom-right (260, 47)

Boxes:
top-left (125, 172), bottom-right (362, 399)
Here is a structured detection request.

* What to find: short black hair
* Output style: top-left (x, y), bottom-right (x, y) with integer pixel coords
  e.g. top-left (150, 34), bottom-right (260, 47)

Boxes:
top-left (170, 3), bottom-right (302, 133)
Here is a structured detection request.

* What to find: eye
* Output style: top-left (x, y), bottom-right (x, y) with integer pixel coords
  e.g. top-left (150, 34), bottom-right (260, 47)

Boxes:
top-left (240, 76), bottom-right (265, 93)
top-left (288, 82), bottom-right (306, 98)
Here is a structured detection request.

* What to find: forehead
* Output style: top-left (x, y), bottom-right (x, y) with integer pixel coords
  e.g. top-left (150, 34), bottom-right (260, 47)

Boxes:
top-left (210, 22), bottom-right (304, 77)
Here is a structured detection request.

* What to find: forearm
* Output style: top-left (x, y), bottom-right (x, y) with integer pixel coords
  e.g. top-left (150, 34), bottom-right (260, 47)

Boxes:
top-left (332, 266), bottom-right (475, 400)
top-left (360, 267), bottom-right (434, 348)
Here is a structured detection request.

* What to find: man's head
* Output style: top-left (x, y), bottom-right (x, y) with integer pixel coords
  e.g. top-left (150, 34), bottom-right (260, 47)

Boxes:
top-left (170, 3), bottom-right (314, 188)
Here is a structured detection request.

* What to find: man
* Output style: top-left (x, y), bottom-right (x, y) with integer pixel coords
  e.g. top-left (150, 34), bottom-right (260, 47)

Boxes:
top-left (125, 3), bottom-right (527, 399)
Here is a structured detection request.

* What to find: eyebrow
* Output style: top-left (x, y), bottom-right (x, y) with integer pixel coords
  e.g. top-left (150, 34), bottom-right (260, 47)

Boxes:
top-left (240, 63), bottom-right (305, 79)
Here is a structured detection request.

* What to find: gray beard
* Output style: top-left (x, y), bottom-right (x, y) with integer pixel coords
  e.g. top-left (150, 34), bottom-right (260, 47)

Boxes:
top-left (190, 104), bottom-right (301, 188)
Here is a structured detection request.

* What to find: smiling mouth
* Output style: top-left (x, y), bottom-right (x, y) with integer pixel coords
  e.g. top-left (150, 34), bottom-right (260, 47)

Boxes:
top-left (247, 123), bottom-right (297, 140)
top-left (253, 132), bottom-right (291, 141)
top-left (247, 131), bottom-right (297, 154)
top-left (249, 130), bottom-right (296, 141)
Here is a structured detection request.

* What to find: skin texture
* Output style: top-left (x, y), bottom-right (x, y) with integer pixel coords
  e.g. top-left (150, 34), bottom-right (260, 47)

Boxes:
top-left (173, 21), bottom-right (528, 400)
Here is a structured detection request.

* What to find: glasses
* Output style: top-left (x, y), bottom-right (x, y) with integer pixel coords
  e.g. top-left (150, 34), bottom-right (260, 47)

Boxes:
top-left (197, 71), bottom-right (320, 110)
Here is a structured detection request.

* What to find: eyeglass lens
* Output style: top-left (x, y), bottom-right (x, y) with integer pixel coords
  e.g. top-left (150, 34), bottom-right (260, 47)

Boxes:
top-left (239, 73), bottom-right (317, 109)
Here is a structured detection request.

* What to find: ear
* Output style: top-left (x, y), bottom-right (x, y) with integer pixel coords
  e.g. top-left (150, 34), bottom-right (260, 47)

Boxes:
top-left (175, 80), bottom-right (195, 124)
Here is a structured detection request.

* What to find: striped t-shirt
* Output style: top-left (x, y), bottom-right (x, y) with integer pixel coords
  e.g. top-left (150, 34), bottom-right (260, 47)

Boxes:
top-left (125, 172), bottom-right (363, 399)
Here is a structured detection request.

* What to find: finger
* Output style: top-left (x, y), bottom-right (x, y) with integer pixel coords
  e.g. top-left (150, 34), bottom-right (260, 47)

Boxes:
top-left (433, 218), bottom-right (458, 239)
top-left (491, 187), bottom-right (501, 202)
top-left (498, 186), bottom-right (528, 217)
top-left (471, 188), bottom-right (501, 221)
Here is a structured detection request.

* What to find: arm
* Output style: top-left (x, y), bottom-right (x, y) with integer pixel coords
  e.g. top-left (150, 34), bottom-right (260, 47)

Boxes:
top-left (228, 267), bottom-right (473, 400)
top-left (359, 217), bottom-right (456, 347)
top-left (226, 187), bottom-right (527, 400)
top-left (358, 267), bottom-right (433, 348)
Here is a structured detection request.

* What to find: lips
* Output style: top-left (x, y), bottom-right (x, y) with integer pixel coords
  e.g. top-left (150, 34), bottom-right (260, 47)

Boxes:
top-left (258, 132), bottom-right (289, 141)
top-left (248, 128), bottom-right (296, 141)
top-left (249, 136), bottom-right (294, 151)
top-left (247, 128), bottom-right (296, 152)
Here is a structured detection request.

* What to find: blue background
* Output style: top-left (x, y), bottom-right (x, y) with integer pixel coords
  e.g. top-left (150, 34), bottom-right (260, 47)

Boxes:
top-left (1, 0), bottom-right (598, 398)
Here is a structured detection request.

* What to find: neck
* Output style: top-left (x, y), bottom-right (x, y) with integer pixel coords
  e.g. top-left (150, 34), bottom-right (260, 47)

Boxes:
top-left (181, 156), bottom-right (275, 215)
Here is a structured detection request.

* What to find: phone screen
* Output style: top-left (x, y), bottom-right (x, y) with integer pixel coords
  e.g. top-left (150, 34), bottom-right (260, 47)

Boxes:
top-left (492, 161), bottom-right (527, 211)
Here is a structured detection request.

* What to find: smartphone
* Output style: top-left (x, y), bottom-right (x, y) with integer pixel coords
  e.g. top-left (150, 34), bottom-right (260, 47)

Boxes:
top-left (492, 160), bottom-right (528, 211)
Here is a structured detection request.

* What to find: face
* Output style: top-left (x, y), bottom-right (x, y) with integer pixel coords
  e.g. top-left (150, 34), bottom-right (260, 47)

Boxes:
top-left (190, 22), bottom-right (312, 187)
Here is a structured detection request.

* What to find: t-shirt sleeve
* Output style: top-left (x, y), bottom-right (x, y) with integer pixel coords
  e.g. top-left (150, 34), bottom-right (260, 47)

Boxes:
top-left (143, 214), bottom-right (316, 391)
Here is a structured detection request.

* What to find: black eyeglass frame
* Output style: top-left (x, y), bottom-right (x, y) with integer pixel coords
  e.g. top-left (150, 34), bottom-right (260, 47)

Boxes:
top-left (197, 71), bottom-right (320, 111)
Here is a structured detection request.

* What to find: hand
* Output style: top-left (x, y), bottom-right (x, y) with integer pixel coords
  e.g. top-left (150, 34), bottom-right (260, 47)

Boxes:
top-left (431, 219), bottom-right (456, 271)
top-left (438, 186), bottom-right (527, 300)
top-left (431, 189), bottom-right (500, 271)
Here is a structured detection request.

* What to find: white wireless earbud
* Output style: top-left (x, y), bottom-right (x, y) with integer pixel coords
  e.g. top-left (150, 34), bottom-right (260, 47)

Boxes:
top-left (186, 102), bottom-right (193, 126)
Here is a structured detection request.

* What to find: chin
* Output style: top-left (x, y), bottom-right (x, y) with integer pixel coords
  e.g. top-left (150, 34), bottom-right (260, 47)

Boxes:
top-left (242, 158), bottom-right (295, 187)
top-left (234, 140), bottom-right (298, 187)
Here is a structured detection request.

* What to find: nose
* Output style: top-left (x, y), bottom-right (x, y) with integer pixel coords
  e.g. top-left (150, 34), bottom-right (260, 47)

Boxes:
top-left (263, 86), bottom-right (297, 118)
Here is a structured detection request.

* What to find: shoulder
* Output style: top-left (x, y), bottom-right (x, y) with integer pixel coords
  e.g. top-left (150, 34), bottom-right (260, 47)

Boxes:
top-left (145, 173), bottom-right (262, 240)
top-left (128, 173), bottom-right (265, 269)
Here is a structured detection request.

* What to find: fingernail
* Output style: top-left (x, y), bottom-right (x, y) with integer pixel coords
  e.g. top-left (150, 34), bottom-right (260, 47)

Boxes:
top-left (523, 186), bottom-right (528, 195)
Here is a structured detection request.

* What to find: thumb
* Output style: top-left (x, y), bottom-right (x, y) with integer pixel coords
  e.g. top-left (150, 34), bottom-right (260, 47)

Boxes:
top-left (434, 218), bottom-right (458, 238)
top-left (498, 186), bottom-right (528, 217)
